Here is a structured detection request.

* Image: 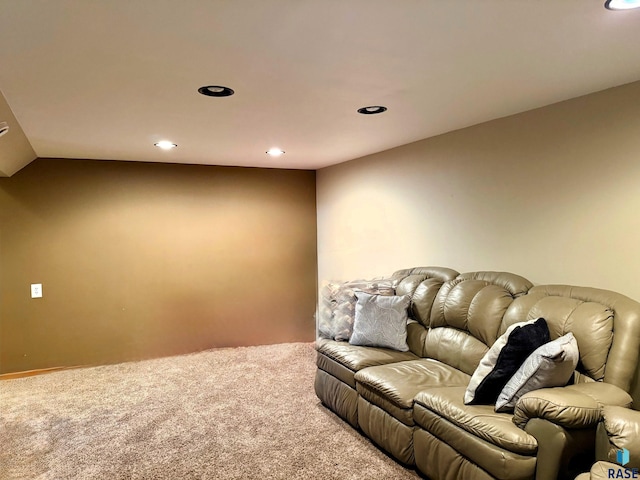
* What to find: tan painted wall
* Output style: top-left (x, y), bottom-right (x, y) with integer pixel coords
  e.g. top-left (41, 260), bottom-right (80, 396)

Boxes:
top-left (0, 159), bottom-right (317, 374)
top-left (317, 80), bottom-right (640, 301)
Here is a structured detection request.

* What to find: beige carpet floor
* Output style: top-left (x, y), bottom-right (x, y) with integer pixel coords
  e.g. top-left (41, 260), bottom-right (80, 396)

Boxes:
top-left (0, 342), bottom-right (420, 480)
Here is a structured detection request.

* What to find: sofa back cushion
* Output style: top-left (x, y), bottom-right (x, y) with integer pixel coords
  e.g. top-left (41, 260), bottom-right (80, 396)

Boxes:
top-left (394, 267), bottom-right (460, 325)
top-left (426, 272), bottom-right (533, 375)
top-left (502, 285), bottom-right (640, 405)
top-left (393, 267), bottom-right (459, 357)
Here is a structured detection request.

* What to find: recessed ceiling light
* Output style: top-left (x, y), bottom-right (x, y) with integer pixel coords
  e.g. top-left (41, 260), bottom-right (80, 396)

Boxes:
top-left (357, 105), bottom-right (387, 115)
top-left (0, 121), bottom-right (9, 138)
top-left (198, 85), bottom-right (235, 97)
top-left (154, 141), bottom-right (177, 150)
top-left (266, 148), bottom-right (285, 157)
top-left (605, 0), bottom-right (640, 9)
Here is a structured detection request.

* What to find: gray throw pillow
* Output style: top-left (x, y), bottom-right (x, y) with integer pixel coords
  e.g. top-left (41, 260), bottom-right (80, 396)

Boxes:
top-left (348, 291), bottom-right (411, 352)
top-left (317, 279), bottom-right (396, 341)
top-left (495, 332), bottom-right (579, 412)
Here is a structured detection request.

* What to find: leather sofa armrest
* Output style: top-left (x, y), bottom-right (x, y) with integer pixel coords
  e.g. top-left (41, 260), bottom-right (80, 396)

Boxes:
top-left (598, 405), bottom-right (640, 467)
top-left (525, 418), bottom-right (596, 480)
top-left (513, 383), bottom-right (632, 430)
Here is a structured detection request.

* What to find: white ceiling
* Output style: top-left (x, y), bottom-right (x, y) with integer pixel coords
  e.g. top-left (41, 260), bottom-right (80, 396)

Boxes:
top-left (0, 0), bottom-right (639, 171)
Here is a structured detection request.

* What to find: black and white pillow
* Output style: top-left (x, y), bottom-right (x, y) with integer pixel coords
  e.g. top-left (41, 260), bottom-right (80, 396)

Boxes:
top-left (464, 318), bottom-right (550, 405)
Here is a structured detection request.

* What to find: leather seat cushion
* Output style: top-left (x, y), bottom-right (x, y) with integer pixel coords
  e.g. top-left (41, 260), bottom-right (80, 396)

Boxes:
top-left (316, 338), bottom-right (418, 388)
top-left (414, 386), bottom-right (538, 455)
top-left (354, 359), bottom-right (470, 426)
top-left (414, 426), bottom-right (536, 480)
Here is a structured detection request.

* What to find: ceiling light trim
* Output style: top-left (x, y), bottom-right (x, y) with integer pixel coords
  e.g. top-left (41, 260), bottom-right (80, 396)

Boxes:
top-left (357, 105), bottom-right (387, 115)
top-left (266, 148), bottom-right (285, 157)
top-left (198, 85), bottom-right (235, 97)
top-left (154, 141), bottom-right (178, 150)
top-left (605, 0), bottom-right (640, 9)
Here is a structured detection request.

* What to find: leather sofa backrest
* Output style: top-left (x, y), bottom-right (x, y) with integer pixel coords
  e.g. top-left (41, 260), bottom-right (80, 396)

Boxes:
top-left (425, 271), bottom-right (534, 375)
top-left (502, 285), bottom-right (640, 406)
top-left (394, 267), bottom-right (460, 326)
top-left (392, 267), bottom-right (459, 357)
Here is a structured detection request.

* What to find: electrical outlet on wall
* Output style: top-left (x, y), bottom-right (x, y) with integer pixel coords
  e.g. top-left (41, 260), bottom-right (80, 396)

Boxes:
top-left (31, 283), bottom-right (43, 298)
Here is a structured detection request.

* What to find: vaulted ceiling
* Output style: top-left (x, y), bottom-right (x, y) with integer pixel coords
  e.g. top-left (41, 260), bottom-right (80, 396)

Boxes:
top-left (1, 1), bottom-right (639, 175)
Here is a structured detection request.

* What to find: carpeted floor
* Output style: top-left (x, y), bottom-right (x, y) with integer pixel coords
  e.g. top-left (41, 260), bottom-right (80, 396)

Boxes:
top-left (0, 342), bottom-right (420, 480)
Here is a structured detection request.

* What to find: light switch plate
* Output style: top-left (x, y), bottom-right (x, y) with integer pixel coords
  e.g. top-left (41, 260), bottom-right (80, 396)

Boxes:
top-left (31, 283), bottom-right (43, 298)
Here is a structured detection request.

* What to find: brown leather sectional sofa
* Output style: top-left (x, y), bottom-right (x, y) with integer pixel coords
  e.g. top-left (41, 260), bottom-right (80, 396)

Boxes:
top-left (314, 267), bottom-right (640, 480)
